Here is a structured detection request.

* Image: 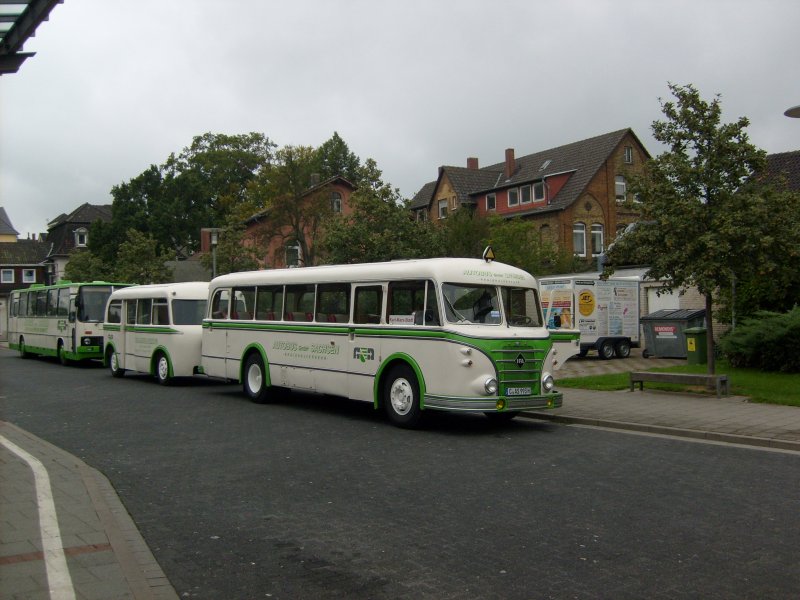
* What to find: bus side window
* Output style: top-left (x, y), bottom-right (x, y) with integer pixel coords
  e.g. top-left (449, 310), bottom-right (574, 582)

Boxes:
top-left (353, 285), bottom-right (382, 324)
top-left (57, 288), bottom-right (70, 317)
top-left (153, 300), bottom-right (169, 325)
top-left (256, 286), bottom-right (282, 321)
top-left (316, 284), bottom-right (349, 323)
top-left (107, 300), bottom-right (122, 324)
top-left (137, 299), bottom-right (152, 325)
top-left (232, 288), bottom-right (255, 320)
top-left (126, 300), bottom-right (137, 324)
top-left (423, 281), bottom-right (441, 326)
top-left (47, 288), bottom-right (58, 317)
top-left (211, 290), bottom-right (230, 319)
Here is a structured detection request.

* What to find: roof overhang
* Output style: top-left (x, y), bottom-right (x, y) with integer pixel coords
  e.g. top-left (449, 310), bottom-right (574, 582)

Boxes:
top-left (0, 0), bottom-right (62, 76)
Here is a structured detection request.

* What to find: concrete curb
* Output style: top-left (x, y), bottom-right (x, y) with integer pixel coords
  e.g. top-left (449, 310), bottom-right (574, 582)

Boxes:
top-left (523, 411), bottom-right (800, 452)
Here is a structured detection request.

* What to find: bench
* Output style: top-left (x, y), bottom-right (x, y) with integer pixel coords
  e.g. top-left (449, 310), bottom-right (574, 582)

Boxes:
top-left (630, 371), bottom-right (729, 398)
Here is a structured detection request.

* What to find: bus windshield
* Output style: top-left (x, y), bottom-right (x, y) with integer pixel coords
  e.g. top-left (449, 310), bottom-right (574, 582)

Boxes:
top-left (442, 283), bottom-right (543, 327)
top-left (77, 286), bottom-right (112, 323)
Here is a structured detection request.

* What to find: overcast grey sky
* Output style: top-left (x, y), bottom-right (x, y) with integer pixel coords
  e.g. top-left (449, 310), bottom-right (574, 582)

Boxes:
top-left (1, 0), bottom-right (799, 237)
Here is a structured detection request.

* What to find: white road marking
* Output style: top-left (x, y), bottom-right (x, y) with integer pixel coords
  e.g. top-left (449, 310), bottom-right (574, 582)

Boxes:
top-left (0, 434), bottom-right (77, 600)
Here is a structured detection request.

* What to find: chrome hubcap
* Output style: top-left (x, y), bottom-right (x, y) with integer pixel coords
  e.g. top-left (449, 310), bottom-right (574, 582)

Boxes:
top-left (390, 378), bottom-right (413, 415)
top-left (248, 363), bottom-right (262, 393)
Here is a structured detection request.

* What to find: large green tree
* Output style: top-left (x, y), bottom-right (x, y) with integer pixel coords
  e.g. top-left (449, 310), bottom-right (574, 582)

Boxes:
top-left (606, 83), bottom-right (773, 373)
top-left (114, 229), bottom-right (174, 284)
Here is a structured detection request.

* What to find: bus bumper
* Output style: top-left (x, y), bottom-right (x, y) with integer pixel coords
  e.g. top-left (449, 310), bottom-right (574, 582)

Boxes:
top-left (423, 392), bottom-right (563, 413)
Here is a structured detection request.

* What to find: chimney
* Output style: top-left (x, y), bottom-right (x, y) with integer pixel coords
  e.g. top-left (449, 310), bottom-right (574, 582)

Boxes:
top-left (504, 148), bottom-right (516, 179)
top-left (467, 157), bottom-right (479, 170)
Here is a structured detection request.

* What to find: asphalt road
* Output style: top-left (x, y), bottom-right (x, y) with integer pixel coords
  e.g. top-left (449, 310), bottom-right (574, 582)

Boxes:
top-left (1, 348), bottom-right (799, 599)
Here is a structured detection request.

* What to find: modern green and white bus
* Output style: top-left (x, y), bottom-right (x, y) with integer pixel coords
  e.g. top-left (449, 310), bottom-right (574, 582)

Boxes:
top-left (202, 256), bottom-right (579, 427)
top-left (102, 282), bottom-right (209, 385)
top-left (8, 281), bottom-right (129, 364)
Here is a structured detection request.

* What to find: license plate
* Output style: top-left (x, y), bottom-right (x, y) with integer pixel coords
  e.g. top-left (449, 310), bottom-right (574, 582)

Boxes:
top-left (506, 387), bottom-right (531, 396)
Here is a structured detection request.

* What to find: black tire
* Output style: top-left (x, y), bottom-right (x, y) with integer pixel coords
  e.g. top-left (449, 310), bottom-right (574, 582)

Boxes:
top-left (599, 340), bottom-right (615, 360)
top-left (57, 341), bottom-right (70, 366)
top-left (155, 352), bottom-right (171, 386)
top-left (383, 364), bottom-right (423, 428)
top-left (19, 337), bottom-right (29, 359)
top-left (243, 353), bottom-right (270, 403)
top-left (485, 411), bottom-right (520, 423)
top-left (615, 340), bottom-right (631, 359)
top-left (108, 348), bottom-right (125, 378)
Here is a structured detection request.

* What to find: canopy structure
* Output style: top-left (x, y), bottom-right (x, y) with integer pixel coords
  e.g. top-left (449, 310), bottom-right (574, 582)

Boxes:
top-left (0, 0), bottom-right (62, 75)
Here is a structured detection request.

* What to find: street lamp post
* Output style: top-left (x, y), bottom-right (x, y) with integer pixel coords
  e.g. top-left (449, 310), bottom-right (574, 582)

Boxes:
top-left (210, 230), bottom-right (219, 279)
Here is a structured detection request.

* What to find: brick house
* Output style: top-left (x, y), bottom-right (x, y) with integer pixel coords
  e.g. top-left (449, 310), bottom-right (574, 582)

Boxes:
top-left (409, 128), bottom-right (650, 262)
top-left (241, 175), bottom-right (356, 268)
top-left (43, 203), bottom-right (112, 281)
top-left (0, 207), bottom-right (49, 340)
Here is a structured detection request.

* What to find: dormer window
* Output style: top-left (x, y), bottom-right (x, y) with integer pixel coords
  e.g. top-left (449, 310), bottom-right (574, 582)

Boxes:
top-left (74, 227), bottom-right (88, 247)
top-left (624, 146), bottom-right (634, 164)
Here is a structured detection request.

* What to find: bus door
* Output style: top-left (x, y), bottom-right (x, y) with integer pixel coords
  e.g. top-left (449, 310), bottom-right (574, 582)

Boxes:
top-left (348, 284), bottom-right (384, 400)
top-left (205, 288), bottom-right (232, 378)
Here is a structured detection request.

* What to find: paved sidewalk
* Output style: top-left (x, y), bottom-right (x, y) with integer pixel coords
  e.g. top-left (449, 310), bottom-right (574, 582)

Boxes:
top-left (525, 348), bottom-right (800, 452)
top-left (0, 420), bottom-right (178, 600)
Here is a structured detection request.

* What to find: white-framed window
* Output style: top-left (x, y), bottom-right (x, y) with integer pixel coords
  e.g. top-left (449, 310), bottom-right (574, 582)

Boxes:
top-left (520, 185), bottom-right (532, 204)
top-left (438, 199), bottom-right (448, 219)
top-left (450, 197), bottom-right (458, 210)
top-left (286, 243), bottom-right (302, 267)
top-left (330, 191), bottom-right (342, 213)
top-left (615, 175), bottom-right (627, 201)
top-left (1, 269), bottom-right (14, 283)
top-left (74, 227), bottom-right (88, 247)
top-left (416, 209), bottom-right (428, 222)
top-left (486, 193), bottom-right (496, 211)
top-left (23, 269), bottom-right (36, 283)
top-left (508, 188), bottom-right (519, 207)
top-left (573, 223), bottom-right (586, 257)
top-left (534, 181), bottom-right (545, 202)
top-left (624, 146), bottom-right (633, 164)
top-left (591, 224), bottom-right (604, 256)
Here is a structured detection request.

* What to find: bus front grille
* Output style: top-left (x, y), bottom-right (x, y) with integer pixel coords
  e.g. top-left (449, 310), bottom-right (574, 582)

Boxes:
top-left (491, 345), bottom-right (546, 396)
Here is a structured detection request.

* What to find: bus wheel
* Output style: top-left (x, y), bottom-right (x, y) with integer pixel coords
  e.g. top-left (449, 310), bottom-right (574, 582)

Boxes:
top-left (19, 337), bottom-right (29, 359)
top-left (108, 348), bottom-right (125, 378)
top-left (155, 353), bottom-right (171, 386)
top-left (57, 342), bottom-right (70, 366)
top-left (383, 364), bottom-right (422, 428)
top-left (243, 353), bottom-right (269, 403)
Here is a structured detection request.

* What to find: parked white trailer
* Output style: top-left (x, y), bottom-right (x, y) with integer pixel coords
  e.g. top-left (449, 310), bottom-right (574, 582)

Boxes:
top-left (540, 276), bottom-right (640, 359)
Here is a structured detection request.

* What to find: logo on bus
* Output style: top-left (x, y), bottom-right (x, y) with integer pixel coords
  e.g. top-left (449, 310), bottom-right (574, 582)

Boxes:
top-left (353, 347), bottom-right (375, 363)
top-left (515, 353), bottom-right (526, 368)
top-left (57, 319), bottom-right (68, 332)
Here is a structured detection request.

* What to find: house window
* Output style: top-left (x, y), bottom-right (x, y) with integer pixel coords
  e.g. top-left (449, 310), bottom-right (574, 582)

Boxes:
top-left (74, 227), bottom-right (88, 247)
top-left (330, 191), bottom-right (342, 213)
top-left (286, 243), bottom-right (302, 267)
top-left (416, 210), bottom-right (428, 222)
top-left (591, 224), bottom-right (604, 256)
top-left (1, 269), bottom-right (13, 284)
top-left (438, 199), bottom-right (448, 219)
top-left (450, 197), bottom-right (458, 211)
top-left (520, 185), bottom-right (532, 204)
top-left (534, 181), bottom-right (545, 202)
top-left (23, 269), bottom-right (36, 283)
top-left (486, 193), bottom-right (496, 211)
top-left (573, 223), bottom-right (586, 257)
top-left (624, 146), bottom-right (633, 164)
top-left (615, 175), bottom-right (627, 201)
top-left (508, 188), bottom-right (519, 207)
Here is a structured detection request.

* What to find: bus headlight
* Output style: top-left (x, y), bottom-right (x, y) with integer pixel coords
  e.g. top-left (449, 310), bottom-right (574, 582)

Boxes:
top-left (542, 372), bottom-right (555, 393)
top-left (484, 377), bottom-right (499, 395)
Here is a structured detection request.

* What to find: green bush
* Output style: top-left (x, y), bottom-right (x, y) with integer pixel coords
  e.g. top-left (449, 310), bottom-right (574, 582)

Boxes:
top-left (719, 307), bottom-right (800, 372)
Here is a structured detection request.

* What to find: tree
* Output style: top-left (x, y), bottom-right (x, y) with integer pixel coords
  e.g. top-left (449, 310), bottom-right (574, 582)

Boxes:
top-left (313, 132), bottom-right (361, 184)
top-left (114, 229), bottom-right (173, 284)
top-left (64, 249), bottom-right (111, 282)
top-left (605, 83), bottom-right (770, 373)
top-left (487, 217), bottom-right (583, 276)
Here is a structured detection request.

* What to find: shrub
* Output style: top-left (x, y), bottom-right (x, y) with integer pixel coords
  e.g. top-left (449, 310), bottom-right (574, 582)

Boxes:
top-left (719, 307), bottom-right (800, 372)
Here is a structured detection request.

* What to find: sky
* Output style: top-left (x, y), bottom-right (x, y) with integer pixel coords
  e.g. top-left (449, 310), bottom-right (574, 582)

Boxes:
top-left (1, 0), bottom-right (799, 238)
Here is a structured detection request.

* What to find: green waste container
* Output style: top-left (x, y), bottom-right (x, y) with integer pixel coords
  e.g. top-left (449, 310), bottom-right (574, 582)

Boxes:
top-left (685, 327), bottom-right (707, 365)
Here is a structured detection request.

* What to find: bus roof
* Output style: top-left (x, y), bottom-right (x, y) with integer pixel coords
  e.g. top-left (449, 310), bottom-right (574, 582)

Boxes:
top-left (209, 258), bottom-right (538, 289)
top-left (109, 281), bottom-right (209, 301)
top-left (11, 280), bottom-right (130, 294)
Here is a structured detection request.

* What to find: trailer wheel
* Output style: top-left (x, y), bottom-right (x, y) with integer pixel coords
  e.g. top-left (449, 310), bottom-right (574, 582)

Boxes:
top-left (598, 340), bottom-right (615, 360)
top-left (615, 340), bottom-right (631, 359)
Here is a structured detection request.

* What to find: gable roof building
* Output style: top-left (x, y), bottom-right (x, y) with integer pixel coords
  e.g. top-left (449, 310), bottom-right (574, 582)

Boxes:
top-left (410, 128), bottom-right (651, 260)
top-left (44, 202), bottom-right (113, 281)
top-left (764, 150), bottom-right (800, 192)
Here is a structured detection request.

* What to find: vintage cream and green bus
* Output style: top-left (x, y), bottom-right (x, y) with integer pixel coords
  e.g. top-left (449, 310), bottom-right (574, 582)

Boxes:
top-left (8, 281), bottom-right (129, 364)
top-left (202, 256), bottom-right (578, 427)
top-left (102, 282), bottom-right (209, 385)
